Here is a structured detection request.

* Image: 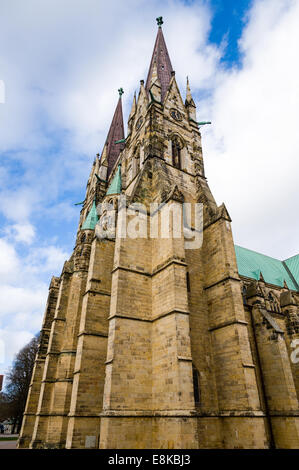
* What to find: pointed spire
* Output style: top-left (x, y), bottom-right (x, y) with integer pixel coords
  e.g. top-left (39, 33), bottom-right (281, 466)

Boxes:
top-left (185, 76), bottom-right (196, 107)
top-left (103, 90), bottom-right (125, 178)
top-left (107, 165), bottom-right (122, 195)
top-left (185, 76), bottom-right (197, 122)
top-left (128, 92), bottom-right (137, 122)
top-left (81, 199), bottom-right (99, 230)
top-left (145, 18), bottom-right (173, 102)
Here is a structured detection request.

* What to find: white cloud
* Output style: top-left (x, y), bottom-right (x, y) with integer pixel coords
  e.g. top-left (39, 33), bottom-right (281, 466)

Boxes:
top-left (44, 201), bottom-right (78, 223)
top-left (0, 235), bottom-right (68, 375)
top-left (0, 238), bottom-right (20, 283)
top-left (27, 245), bottom-right (69, 273)
top-left (0, 188), bottom-right (38, 223)
top-left (0, 285), bottom-right (46, 318)
top-left (0, 328), bottom-right (35, 374)
top-left (4, 222), bottom-right (36, 244)
top-left (201, 0), bottom-right (299, 259)
top-left (0, 0), bottom-right (214, 155)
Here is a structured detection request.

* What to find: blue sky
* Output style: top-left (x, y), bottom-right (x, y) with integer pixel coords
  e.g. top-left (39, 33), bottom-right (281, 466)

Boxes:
top-left (209, 0), bottom-right (252, 65)
top-left (0, 0), bottom-right (299, 377)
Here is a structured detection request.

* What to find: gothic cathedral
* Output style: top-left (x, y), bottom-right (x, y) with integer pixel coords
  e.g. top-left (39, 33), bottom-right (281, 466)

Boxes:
top-left (18, 18), bottom-right (299, 449)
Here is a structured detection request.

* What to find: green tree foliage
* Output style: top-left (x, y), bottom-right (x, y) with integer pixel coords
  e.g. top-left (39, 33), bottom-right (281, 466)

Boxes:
top-left (0, 335), bottom-right (39, 433)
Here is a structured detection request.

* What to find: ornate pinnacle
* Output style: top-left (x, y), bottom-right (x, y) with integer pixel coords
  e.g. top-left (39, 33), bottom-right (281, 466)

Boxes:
top-left (118, 87), bottom-right (124, 97)
top-left (186, 76), bottom-right (192, 99)
top-left (156, 16), bottom-right (163, 27)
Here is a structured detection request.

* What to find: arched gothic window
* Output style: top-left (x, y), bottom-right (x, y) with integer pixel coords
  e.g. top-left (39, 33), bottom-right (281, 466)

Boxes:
top-left (171, 136), bottom-right (183, 169)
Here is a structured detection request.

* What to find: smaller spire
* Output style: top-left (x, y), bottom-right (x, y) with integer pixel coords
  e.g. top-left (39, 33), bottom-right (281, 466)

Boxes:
top-left (81, 199), bottom-right (99, 230)
top-left (104, 91), bottom-right (125, 177)
top-left (186, 76), bottom-right (192, 101)
top-left (107, 165), bottom-right (122, 195)
top-left (185, 76), bottom-right (197, 122)
top-left (128, 92), bottom-right (137, 122)
top-left (185, 76), bottom-right (195, 107)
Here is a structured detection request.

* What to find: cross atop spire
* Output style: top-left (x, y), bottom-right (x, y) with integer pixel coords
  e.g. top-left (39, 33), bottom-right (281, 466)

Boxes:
top-left (103, 91), bottom-right (125, 177)
top-left (145, 18), bottom-right (173, 102)
top-left (156, 16), bottom-right (163, 27)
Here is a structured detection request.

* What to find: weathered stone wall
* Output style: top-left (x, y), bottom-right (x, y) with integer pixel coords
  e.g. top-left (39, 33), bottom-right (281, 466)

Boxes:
top-left (18, 54), bottom-right (299, 449)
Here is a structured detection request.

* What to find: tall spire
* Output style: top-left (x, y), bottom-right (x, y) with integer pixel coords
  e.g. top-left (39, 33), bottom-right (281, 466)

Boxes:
top-left (145, 17), bottom-right (173, 102)
top-left (104, 90), bottom-right (125, 177)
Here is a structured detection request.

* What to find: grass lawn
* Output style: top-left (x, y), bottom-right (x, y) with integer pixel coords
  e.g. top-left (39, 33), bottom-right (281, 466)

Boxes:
top-left (0, 437), bottom-right (18, 441)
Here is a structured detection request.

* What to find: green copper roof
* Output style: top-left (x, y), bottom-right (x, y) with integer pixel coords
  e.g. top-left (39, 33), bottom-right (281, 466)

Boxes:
top-left (106, 165), bottom-right (121, 195)
top-left (235, 245), bottom-right (298, 291)
top-left (284, 254), bottom-right (299, 287)
top-left (81, 199), bottom-right (99, 230)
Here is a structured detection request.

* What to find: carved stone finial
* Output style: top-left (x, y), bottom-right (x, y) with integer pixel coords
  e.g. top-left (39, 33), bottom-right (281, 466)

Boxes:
top-left (246, 281), bottom-right (264, 299)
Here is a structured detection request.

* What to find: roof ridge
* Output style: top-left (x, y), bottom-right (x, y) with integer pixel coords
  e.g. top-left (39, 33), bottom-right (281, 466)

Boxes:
top-left (283, 253), bottom-right (299, 262)
top-left (234, 244), bottom-right (281, 262)
top-left (234, 245), bottom-right (298, 291)
top-left (236, 244), bottom-right (299, 264)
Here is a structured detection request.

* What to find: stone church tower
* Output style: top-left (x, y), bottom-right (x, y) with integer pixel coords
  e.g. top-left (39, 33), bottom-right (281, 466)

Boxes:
top-left (18, 18), bottom-right (299, 449)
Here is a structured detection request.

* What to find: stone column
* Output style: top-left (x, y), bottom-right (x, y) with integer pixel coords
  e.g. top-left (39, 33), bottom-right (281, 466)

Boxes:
top-left (203, 216), bottom-right (268, 448)
top-left (66, 238), bottom-right (114, 448)
top-left (44, 269), bottom-right (87, 447)
top-left (30, 267), bottom-right (72, 448)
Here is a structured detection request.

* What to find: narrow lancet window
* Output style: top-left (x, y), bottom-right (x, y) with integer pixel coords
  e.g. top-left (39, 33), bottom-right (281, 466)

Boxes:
top-left (192, 365), bottom-right (200, 405)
